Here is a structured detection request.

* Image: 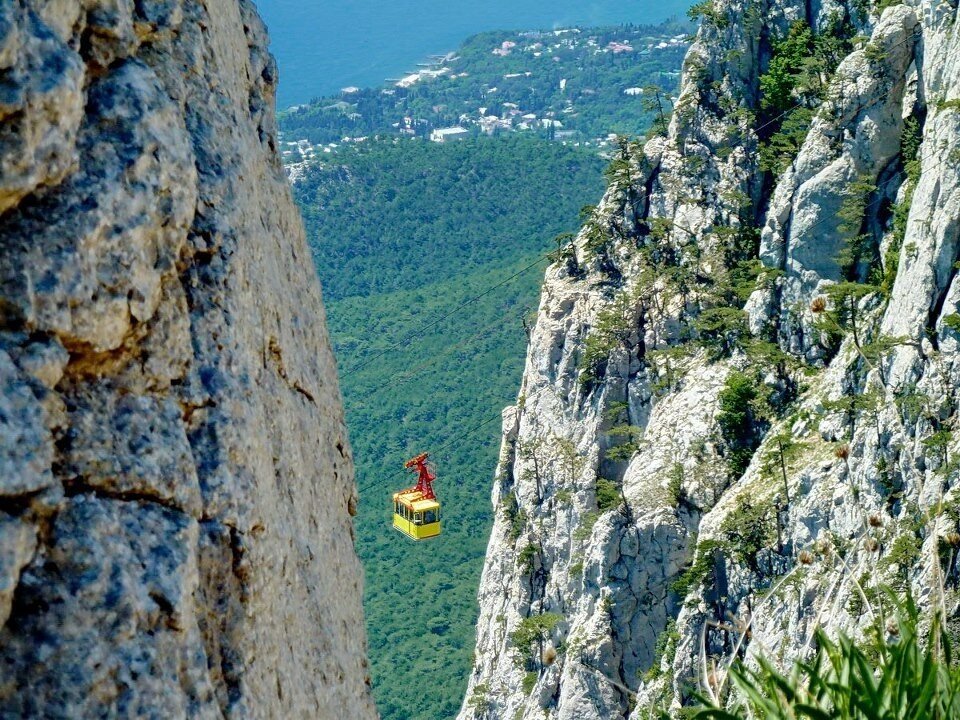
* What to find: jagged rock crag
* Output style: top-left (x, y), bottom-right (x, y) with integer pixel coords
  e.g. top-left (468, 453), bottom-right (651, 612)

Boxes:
top-left (460, 1), bottom-right (960, 718)
top-left (0, 1), bottom-right (375, 717)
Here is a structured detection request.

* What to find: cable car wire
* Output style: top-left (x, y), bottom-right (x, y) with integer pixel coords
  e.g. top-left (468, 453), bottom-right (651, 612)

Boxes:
top-left (357, 141), bottom-right (958, 501)
top-left (341, 26), bottom-right (925, 386)
top-left (349, 22), bottom-right (943, 505)
top-left (344, 27), bottom-right (925, 382)
top-left (391, 310), bottom-right (529, 389)
top-left (340, 254), bottom-right (550, 379)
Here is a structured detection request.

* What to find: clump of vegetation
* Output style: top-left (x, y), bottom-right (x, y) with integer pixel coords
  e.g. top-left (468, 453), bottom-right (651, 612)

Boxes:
top-left (687, 0), bottom-right (729, 29)
top-left (574, 511), bottom-right (601, 543)
top-left (569, 558), bottom-right (584, 579)
top-left (518, 543), bottom-right (539, 573)
top-left (605, 401), bottom-right (644, 462)
top-left (521, 671), bottom-right (538, 695)
top-left (717, 371), bottom-right (766, 478)
top-left (596, 477), bottom-right (623, 512)
top-left (672, 538), bottom-right (724, 598)
top-left (757, 18), bottom-right (854, 175)
top-left (643, 619), bottom-right (680, 682)
top-left (884, 113), bottom-right (925, 297)
top-left (641, 84), bottom-right (674, 138)
top-left (836, 175), bottom-right (879, 280)
top-left (693, 600), bottom-right (960, 719)
top-left (467, 683), bottom-right (492, 713)
top-left (578, 289), bottom-right (642, 388)
top-left (510, 612), bottom-right (564, 671)
top-left (719, 495), bottom-right (777, 573)
top-left (503, 492), bottom-right (529, 541)
top-left (667, 462), bottom-right (686, 507)
top-left (812, 281), bottom-right (877, 353)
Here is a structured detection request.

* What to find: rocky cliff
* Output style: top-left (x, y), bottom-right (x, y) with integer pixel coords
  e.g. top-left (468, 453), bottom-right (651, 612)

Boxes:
top-left (0, 1), bottom-right (375, 717)
top-left (459, 1), bottom-right (960, 718)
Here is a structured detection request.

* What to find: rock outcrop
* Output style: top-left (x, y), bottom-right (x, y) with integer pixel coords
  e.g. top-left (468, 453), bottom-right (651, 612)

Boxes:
top-left (0, 1), bottom-right (375, 717)
top-left (460, 1), bottom-right (960, 718)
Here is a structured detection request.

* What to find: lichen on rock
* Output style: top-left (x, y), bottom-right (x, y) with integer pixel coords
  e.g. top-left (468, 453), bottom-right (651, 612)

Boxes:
top-left (460, 1), bottom-right (960, 718)
top-left (0, 1), bottom-right (374, 717)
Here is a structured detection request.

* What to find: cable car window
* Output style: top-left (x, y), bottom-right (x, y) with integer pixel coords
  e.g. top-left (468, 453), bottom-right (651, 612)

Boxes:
top-left (414, 512), bottom-right (423, 525)
top-left (394, 502), bottom-right (400, 515)
top-left (423, 509), bottom-right (437, 524)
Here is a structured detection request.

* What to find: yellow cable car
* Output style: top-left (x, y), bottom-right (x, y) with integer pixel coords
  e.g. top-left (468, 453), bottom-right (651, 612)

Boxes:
top-left (392, 453), bottom-right (441, 541)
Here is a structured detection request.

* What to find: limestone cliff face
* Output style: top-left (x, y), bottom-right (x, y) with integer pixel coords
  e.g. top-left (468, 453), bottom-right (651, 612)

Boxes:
top-left (460, 1), bottom-right (960, 718)
top-left (0, 1), bottom-right (375, 717)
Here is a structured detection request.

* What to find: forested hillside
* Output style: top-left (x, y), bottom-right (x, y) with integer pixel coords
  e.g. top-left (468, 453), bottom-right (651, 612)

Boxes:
top-left (295, 136), bottom-right (603, 301)
top-left (292, 134), bottom-right (605, 718)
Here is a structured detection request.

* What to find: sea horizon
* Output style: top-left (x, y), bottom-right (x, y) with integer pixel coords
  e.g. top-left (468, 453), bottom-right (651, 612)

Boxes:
top-left (255, 0), bottom-right (693, 107)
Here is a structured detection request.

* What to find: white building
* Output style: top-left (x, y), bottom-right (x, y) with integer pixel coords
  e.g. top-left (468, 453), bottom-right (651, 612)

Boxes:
top-left (430, 126), bottom-right (470, 143)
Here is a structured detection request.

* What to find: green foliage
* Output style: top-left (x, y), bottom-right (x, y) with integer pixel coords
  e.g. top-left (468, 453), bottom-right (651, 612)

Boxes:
top-left (759, 21), bottom-right (816, 114)
top-left (694, 307), bottom-right (749, 359)
top-left (863, 41), bottom-right (887, 64)
top-left (294, 135), bottom-right (604, 301)
top-left (886, 114), bottom-right (923, 283)
top-left (521, 671), bottom-right (538, 695)
top-left (836, 175), bottom-right (879, 280)
top-left (606, 423), bottom-right (643, 462)
top-left (758, 106), bottom-right (814, 175)
top-left (757, 18), bottom-right (853, 175)
top-left (644, 619), bottom-right (680, 682)
top-left (875, 0), bottom-right (905, 14)
top-left (943, 313), bottom-right (960, 334)
top-left (717, 372), bottom-right (763, 478)
top-left (693, 600), bottom-right (960, 720)
top-left (574, 512), bottom-right (600, 543)
top-left (814, 281), bottom-right (877, 350)
top-left (467, 683), bottom-right (491, 713)
top-left (578, 290), bottom-right (641, 388)
top-left (687, 1), bottom-right (729, 28)
top-left (510, 612), bottom-right (564, 669)
top-left (518, 543), bottom-right (539, 573)
top-left (719, 495), bottom-right (776, 571)
top-left (503, 492), bottom-right (529, 541)
top-left (641, 84), bottom-right (674, 138)
top-left (569, 559), bottom-right (584, 579)
top-left (672, 538), bottom-right (723, 597)
top-left (667, 463), bottom-right (685, 507)
top-left (881, 531), bottom-right (923, 589)
top-left (596, 477), bottom-right (623, 512)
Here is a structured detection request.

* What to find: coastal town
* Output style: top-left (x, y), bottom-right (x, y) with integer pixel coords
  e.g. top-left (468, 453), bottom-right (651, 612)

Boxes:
top-left (278, 21), bottom-right (691, 176)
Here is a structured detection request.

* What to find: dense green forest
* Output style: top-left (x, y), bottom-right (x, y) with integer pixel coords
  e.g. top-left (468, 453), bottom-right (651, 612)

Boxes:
top-left (278, 20), bottom-right (691, 148)
top-left (293, 134), bottom-right (605, 718)
top-left (294, 135), bottom-right (604, 300)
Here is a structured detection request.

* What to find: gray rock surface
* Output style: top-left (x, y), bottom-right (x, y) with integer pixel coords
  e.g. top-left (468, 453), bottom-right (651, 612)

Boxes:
top-left (0, 1), bottom-right (375, 717)
top-left (461, 1), bottom-right (960, 718)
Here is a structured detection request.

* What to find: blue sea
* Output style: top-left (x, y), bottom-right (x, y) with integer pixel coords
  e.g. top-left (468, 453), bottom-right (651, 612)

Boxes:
top-left (254, 0), bottom-right (694, 108)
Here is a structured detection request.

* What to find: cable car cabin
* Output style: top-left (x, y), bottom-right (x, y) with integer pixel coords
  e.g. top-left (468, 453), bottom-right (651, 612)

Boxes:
top-left (392, 453), bottom-right (442, 541)
top-left (392, 490), bottom-right (441, 540)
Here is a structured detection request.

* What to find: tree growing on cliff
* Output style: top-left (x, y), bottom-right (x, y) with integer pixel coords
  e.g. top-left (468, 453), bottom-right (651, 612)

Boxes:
top-left (717, 371), bottom-right (764, 478)
top-left (510, 612), bottom-right (564, 672)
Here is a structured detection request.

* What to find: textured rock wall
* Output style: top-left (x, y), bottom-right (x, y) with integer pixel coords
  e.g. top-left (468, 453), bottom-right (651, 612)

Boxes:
top-left (0, 1), bottom-right (375, 717)
top-left (460, 1), bottom-right (960, 718)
